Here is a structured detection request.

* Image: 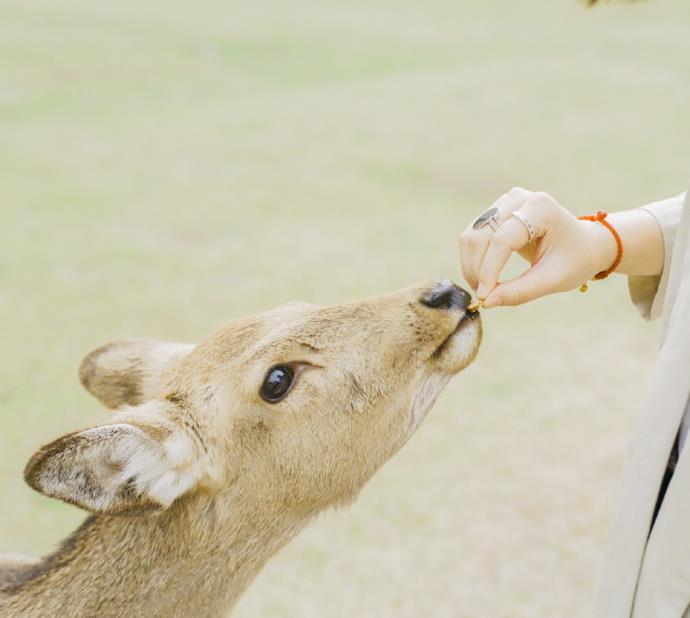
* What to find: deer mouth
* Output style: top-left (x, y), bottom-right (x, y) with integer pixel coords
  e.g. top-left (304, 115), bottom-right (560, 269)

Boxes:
top-left (418, 280), bottom-right (481, 368)
top-left (432, 307), bottom-right (481, 360)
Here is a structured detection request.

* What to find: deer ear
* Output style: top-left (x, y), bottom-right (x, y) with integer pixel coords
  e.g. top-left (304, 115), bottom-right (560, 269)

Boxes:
top-left (24, 418), bottom-right (201, 514)
top-left (79, 339), bottom-right (194, 409)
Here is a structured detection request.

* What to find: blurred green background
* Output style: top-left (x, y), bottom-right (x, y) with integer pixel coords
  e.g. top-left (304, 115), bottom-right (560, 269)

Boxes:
top-left (1, 1), bottom-right (689, 616)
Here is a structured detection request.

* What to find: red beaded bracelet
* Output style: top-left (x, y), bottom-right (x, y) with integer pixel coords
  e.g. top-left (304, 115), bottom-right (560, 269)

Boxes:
top-left (577, 210), bottom-right (623, 292)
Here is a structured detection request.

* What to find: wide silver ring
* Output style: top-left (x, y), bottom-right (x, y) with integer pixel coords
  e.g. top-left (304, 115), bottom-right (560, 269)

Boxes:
top-left (511, 210), bottom-right (536, 243)
top-left (473, 207), bottom-right (501, 232)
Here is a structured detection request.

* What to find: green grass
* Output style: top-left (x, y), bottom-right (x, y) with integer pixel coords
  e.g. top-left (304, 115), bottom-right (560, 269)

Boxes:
top-left (1, 0), bottom-right (689, 616)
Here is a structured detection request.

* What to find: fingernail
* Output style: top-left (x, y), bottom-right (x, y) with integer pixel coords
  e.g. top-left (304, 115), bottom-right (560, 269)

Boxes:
top-left (483, 295), bottom-right (501, 308)
top-left (477, 283), bottom-right (487, 299)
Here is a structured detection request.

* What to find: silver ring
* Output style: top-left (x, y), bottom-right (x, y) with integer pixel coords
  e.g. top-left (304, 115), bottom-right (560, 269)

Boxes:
top-left (473, 207), bottom-right (501, 232)
top-left (511, 210), bottom-right (536, 243)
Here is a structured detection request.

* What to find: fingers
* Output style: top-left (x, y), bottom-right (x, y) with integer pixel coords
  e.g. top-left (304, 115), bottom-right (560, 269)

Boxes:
top-left (459, 231), bottom-right (484, 291)
top-left (493, 187), bottom-right (533, 213)
top-left (458, 187), bottom-right (533, 292)
top-left (459, 189), bottom-right (572, 307)
top-left (476, 217), bottom-right (528, 298)
top-left (483, 261), bottom-right (561, 307)
top-left (476, 193), bottom-right (555, 299)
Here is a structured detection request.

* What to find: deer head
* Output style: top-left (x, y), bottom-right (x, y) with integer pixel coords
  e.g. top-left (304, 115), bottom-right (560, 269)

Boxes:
top-left (24, 281), bottom-right (481, 517)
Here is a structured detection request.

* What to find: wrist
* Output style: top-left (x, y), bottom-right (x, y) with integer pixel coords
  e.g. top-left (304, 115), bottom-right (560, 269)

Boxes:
top-left (582, 219), bottom-right (619, 276)
top-left (607, 209), bottom-right (664, 277)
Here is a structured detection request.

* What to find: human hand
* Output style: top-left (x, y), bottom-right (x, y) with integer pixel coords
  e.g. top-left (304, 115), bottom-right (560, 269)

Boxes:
top-left (458, 188), bottom-right (618, 308)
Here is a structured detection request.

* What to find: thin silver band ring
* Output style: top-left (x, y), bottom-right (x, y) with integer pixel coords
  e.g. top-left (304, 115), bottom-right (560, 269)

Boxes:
top-left (511, 210), bottom-right (536, 243)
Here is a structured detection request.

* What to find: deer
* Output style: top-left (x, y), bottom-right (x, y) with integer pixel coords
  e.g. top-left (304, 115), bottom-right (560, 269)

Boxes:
top-left (0, 280), bottom-right (481, 617)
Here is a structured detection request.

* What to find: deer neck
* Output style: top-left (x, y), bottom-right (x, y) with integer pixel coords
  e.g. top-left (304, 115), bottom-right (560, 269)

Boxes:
top-left (2, 485), bottom-right (312, 617)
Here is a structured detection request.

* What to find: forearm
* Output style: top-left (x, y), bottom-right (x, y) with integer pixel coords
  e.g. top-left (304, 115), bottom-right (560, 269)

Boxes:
top-left (587, 208), bottom-right (664, 277)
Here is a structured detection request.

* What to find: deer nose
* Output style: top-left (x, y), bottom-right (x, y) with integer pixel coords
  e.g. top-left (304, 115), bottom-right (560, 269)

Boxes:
top-left (419, 280), bottom-right (471, 310)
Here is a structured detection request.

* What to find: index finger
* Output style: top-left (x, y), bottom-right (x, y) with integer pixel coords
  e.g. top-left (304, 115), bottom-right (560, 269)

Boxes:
top-left (476, 216), bottom-right (531, 299)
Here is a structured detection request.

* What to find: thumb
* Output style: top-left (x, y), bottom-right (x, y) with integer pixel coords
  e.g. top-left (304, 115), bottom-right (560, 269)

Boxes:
top-left (483, 262), bottom-right (561, 308)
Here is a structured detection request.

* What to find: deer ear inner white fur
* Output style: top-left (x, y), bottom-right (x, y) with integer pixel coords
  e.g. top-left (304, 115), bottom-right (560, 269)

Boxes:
top-left (24, 421), bottom-right (201, 515)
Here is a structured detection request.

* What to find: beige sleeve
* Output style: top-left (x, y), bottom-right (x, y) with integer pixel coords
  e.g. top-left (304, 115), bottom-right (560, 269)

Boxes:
top-left (628, 193), bottom-right (685, 321)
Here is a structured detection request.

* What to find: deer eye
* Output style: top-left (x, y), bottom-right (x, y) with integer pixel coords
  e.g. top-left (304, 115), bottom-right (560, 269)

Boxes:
top-left (260, 366), bottom-right (295, 403)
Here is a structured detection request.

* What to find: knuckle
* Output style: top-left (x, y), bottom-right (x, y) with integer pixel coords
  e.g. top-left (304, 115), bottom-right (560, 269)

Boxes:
top-left (508, 186), bottom-right (532, 201)
top-left (532, 191), bottom-right (554, 206)
top-left (459, 230), bottom-right (480, 250)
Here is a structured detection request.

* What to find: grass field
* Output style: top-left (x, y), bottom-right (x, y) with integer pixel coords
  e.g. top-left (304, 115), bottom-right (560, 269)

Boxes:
top-left (2, 1), bottom-right (690, 616)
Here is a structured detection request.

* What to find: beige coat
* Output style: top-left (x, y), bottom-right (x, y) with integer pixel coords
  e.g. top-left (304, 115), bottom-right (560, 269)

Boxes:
top-left (594, 187), bottom-right (690, 618)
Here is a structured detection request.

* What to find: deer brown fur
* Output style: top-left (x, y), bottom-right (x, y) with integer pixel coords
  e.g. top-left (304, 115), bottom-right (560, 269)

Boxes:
top-left (0, 281), bottom-right (481, 617)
